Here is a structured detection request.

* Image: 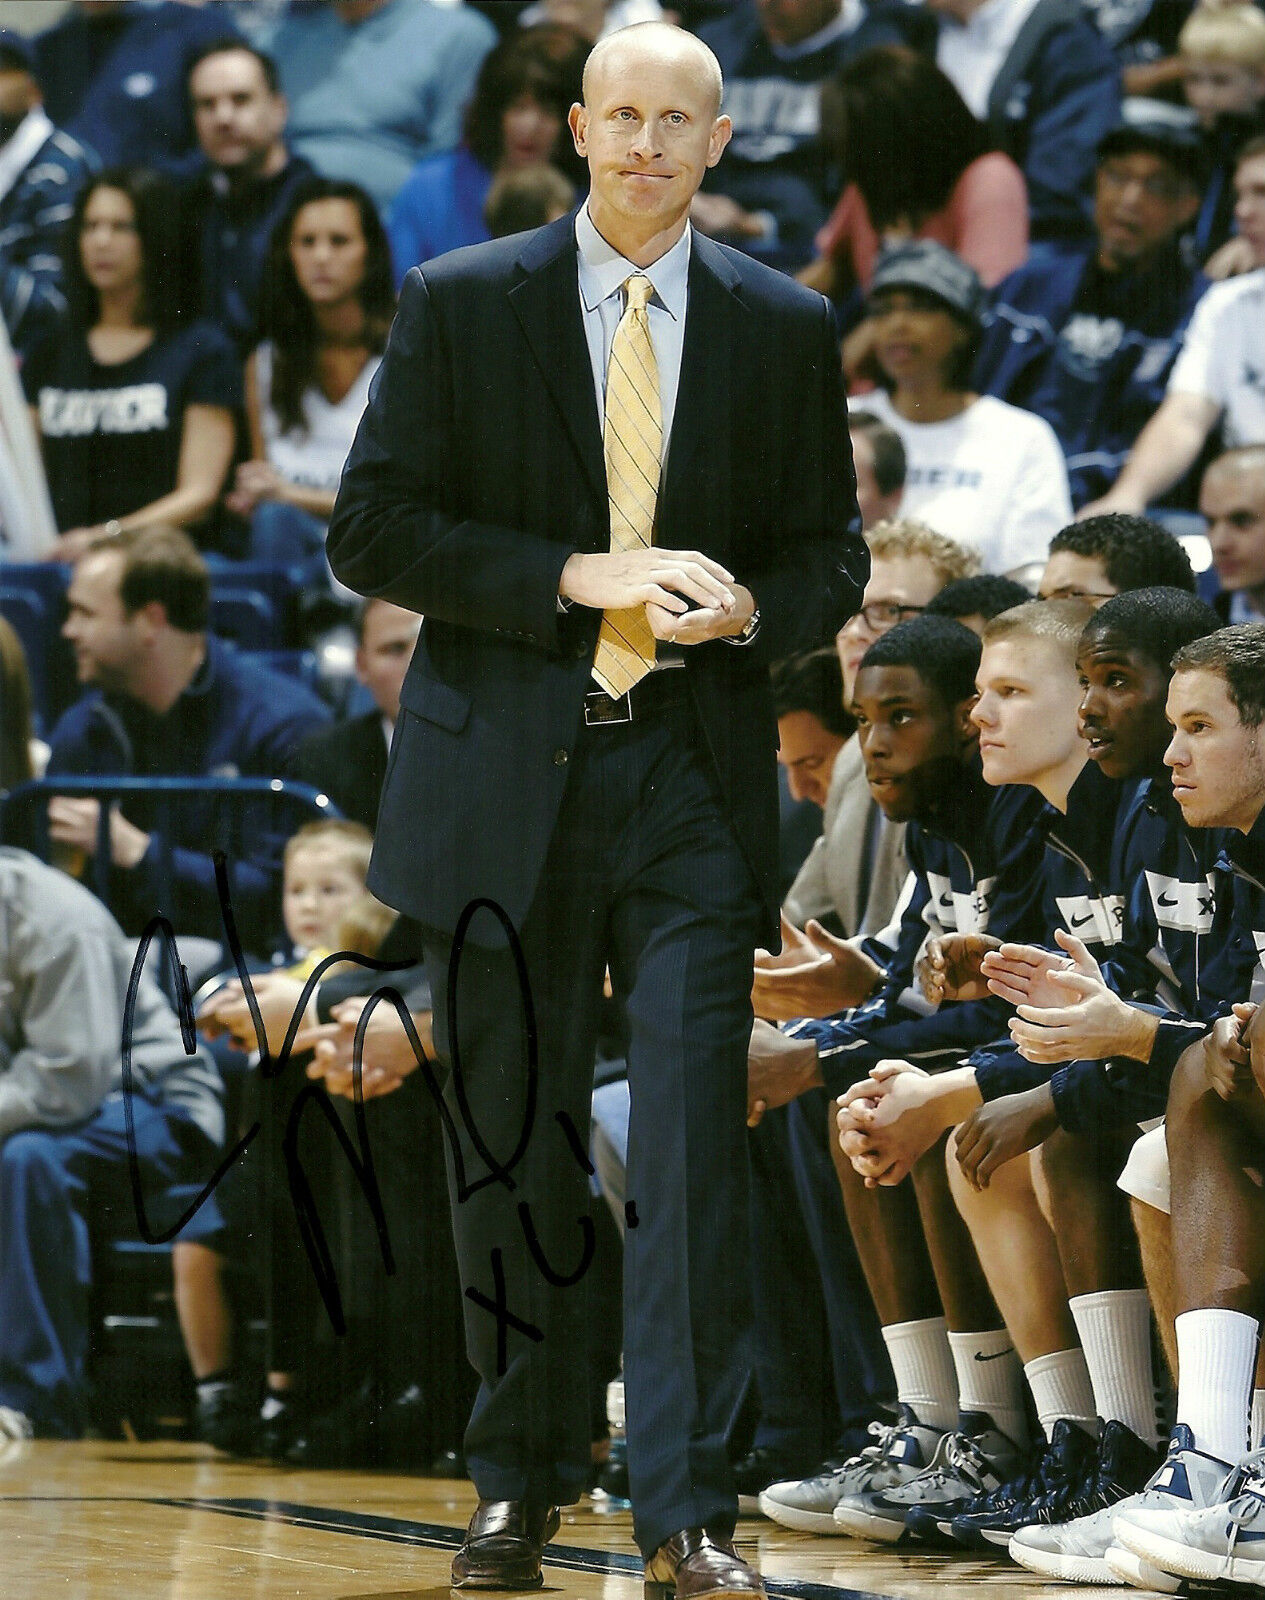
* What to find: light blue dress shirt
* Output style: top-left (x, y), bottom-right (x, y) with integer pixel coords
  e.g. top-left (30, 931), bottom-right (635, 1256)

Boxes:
top-left (567, 205), bottom-right (754, 655)
top-left (574, 203), bottom-right (691, 464)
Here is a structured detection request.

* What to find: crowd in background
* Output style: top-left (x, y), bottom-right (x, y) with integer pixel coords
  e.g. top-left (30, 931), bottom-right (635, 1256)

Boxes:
top-left (3, 1), bottom-right (1265, 1593)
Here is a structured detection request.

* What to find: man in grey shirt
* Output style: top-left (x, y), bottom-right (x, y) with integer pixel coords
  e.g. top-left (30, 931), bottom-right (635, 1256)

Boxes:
top-left (0, 848), bottom-right (223, 1439)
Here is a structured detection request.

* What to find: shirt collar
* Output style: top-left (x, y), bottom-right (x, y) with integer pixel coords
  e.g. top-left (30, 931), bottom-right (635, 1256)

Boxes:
top-left (768, 0), bottom-right (861, 60)
top-left (954, 0), bottom-right (1037, 46)
top-left (575, 202), bottom-right (691, 324)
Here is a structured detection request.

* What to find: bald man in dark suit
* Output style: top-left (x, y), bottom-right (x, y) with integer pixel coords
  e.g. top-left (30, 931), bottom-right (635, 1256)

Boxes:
top-left (327, 23), bottom-right (865, 1599)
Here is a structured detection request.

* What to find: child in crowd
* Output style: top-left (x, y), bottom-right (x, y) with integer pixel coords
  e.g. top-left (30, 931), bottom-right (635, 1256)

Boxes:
top-left (176, 817), bottom-right (375, 1455)
top-left (1180, 3), bottom-right (1265, 260)
top-left (483, 162), bottom-right (575, 238)
top-left (279, 818), bottom-right (374, 980)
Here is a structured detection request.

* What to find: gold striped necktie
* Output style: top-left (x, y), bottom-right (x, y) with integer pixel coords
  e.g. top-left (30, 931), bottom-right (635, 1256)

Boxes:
top-left (591, 272), bottom-right (661, 698)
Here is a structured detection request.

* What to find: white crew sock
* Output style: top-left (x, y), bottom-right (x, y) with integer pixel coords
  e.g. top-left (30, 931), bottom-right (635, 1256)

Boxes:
top-left (1070, 1289), bottom-right (1160, 1446)
top-left (1174, 1308), bottom-right (1259, 1464)
top-left (949, 1328), bottom-right (1027, 1447)
top-left (1252, 1389), bottom-right (1265, 1452)
top-left (881, 1316), bottom-right (958, 1432)
top-left (1024, 1349), bottom-right (1098, 1442)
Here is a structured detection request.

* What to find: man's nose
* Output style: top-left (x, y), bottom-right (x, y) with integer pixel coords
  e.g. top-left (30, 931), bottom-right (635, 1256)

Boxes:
top-left (629, 121), bottom-right (659, 156)
top-left (846, 615), bottom-right (876, 645)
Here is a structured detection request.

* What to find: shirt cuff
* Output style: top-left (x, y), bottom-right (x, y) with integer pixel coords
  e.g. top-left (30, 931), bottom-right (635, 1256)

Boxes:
top-left (721, 607), bottom-right (760, 646)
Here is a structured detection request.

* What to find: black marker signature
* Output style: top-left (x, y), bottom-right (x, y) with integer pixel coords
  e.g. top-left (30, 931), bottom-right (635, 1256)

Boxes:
top-left (121, 852), bottom-right (603, 1369)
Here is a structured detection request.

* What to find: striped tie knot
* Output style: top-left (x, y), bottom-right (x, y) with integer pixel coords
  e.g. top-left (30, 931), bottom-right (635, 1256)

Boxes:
top-left (623, 273), bottom-right (654, 315)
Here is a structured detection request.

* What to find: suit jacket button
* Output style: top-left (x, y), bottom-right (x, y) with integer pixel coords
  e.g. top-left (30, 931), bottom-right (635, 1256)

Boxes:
top-left (553, 748), bottom-right (568, 766)
top-left (574, 641), bottom-right (589, 659)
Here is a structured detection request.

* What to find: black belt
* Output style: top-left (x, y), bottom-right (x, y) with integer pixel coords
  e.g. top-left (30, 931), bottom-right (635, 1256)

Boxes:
top-left (583, 669), bottom-right (690, 726)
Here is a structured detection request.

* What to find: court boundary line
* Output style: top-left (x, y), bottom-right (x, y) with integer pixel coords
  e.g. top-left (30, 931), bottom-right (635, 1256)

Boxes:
top-left (0, 1494), bottom-right (902, 1599)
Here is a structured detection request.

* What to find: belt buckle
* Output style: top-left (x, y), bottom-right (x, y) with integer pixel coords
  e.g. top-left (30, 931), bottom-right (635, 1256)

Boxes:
top-left (585, 689), bottom-right (633, 726)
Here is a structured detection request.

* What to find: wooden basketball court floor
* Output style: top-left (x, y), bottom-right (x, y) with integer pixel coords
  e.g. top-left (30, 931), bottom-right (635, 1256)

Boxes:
top-left (2, 1439), bottom-right (1129, 1600)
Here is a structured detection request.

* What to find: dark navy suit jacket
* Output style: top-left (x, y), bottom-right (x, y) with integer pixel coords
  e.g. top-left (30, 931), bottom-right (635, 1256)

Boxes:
top-left (326, 213), bottom-right (866, 946)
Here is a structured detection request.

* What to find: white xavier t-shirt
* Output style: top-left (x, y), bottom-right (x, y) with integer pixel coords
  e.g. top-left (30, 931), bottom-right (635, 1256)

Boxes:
top-left (855, 389), bottom-right (1072, 574)
top-left (1166, 269), bottom-right (1265, 448)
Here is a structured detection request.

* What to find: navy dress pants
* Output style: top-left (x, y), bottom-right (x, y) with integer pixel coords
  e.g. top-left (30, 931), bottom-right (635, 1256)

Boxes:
top-left (420, 681), bottom-right (764, 1559)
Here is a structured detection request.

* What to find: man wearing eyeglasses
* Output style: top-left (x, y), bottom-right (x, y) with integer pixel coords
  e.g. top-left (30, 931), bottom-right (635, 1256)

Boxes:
top-left (1036, 514), bottom-right (1198, 607)
top-left (974, 117), bottom-right (1207, 512)
top-left (837, 522), bottom-right (976, 706)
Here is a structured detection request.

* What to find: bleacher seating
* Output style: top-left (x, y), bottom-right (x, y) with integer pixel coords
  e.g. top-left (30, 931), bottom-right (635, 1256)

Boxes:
top-left (0, 773), bottom-right (343, 1440)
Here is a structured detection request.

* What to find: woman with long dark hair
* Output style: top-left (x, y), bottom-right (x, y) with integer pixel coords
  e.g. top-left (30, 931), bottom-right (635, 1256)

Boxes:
top-left (801, 46), bottom-right (1029, 304)
top-left (24, 167), bottom-right (240, 563)
top-left (228, 177), bottom-right (395, 578)
top-left (386, 23), bottom-right (589, 277)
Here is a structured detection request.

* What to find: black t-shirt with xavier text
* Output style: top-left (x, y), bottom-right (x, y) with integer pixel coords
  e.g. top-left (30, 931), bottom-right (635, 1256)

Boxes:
top-left (23, 319), bottom-right (241, 530)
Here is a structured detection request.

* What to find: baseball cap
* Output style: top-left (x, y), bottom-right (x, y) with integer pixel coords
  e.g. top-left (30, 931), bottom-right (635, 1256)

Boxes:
top-left (868, 240), bottom-right (985, 329)
top-left (1097, 111), bottom-right (1208, 190)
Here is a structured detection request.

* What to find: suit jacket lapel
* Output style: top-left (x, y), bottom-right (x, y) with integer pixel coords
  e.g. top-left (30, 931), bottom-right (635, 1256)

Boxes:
top-left (507, 218), bottom-right (607, 507)
top-left (659, 233), bottom-right (742, 535)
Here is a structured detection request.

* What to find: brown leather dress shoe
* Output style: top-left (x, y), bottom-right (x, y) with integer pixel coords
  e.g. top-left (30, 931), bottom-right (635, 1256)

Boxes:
top-left (643, 1528), bottom-right (767, 1600)
top-left (450, 1498), bottom-right (561, 1589)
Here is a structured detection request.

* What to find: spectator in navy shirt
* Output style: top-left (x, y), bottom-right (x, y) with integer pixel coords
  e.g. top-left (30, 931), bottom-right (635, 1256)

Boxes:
top-left (180, 37), bottom-right (314, 353)
top-left (0, 30), bottom-right (97, 360)
top-left (34, 1), bottom-right (240, 177)
top-left (694, 0), bottom-right (932, 271)
top-left (23, 167), bottom-right (240, 564)
top-left (974, 117), bottom-right (1207, 509)
top-left (45, 526), bottom-right (329, 950)
top-left (927, 0), bottom-right (1122, 241)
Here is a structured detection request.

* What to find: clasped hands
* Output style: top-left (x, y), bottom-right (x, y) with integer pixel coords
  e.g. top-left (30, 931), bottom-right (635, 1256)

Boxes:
top-left (197, 976), bottom-right (433, 1102)
top-left (920, 926), bottom-right (1156, 1064)
top-left (558, 547), bottom-right (754, 644)
top-left (834, 926), bottom-right (1159, 1192)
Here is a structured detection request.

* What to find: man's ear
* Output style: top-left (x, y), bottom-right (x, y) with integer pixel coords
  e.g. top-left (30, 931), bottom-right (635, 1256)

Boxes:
top-left (954, 694), bottom-right (980, 750)
top-left (134, 599), bottom-right (169, 644)
top-left (568, 101), bottom-right (587, 158)
top-left (706, 113), bottom-right (732, 169)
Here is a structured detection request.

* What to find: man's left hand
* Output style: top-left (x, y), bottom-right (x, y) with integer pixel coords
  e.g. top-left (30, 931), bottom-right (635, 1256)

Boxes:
top-left (1244, 1001), bottom-right (1265, 1101)
top-left (953, 1083), bottom-right (1058, 1190)
top-left (47, 796), bottom-right (150, 869)
top-left (918, 933), bottom-right (1001, 1003)
top-left (747, 1017), bottom-right (822, 1127)
top-left (1200, 1005), bottom-right (1255, 1101)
